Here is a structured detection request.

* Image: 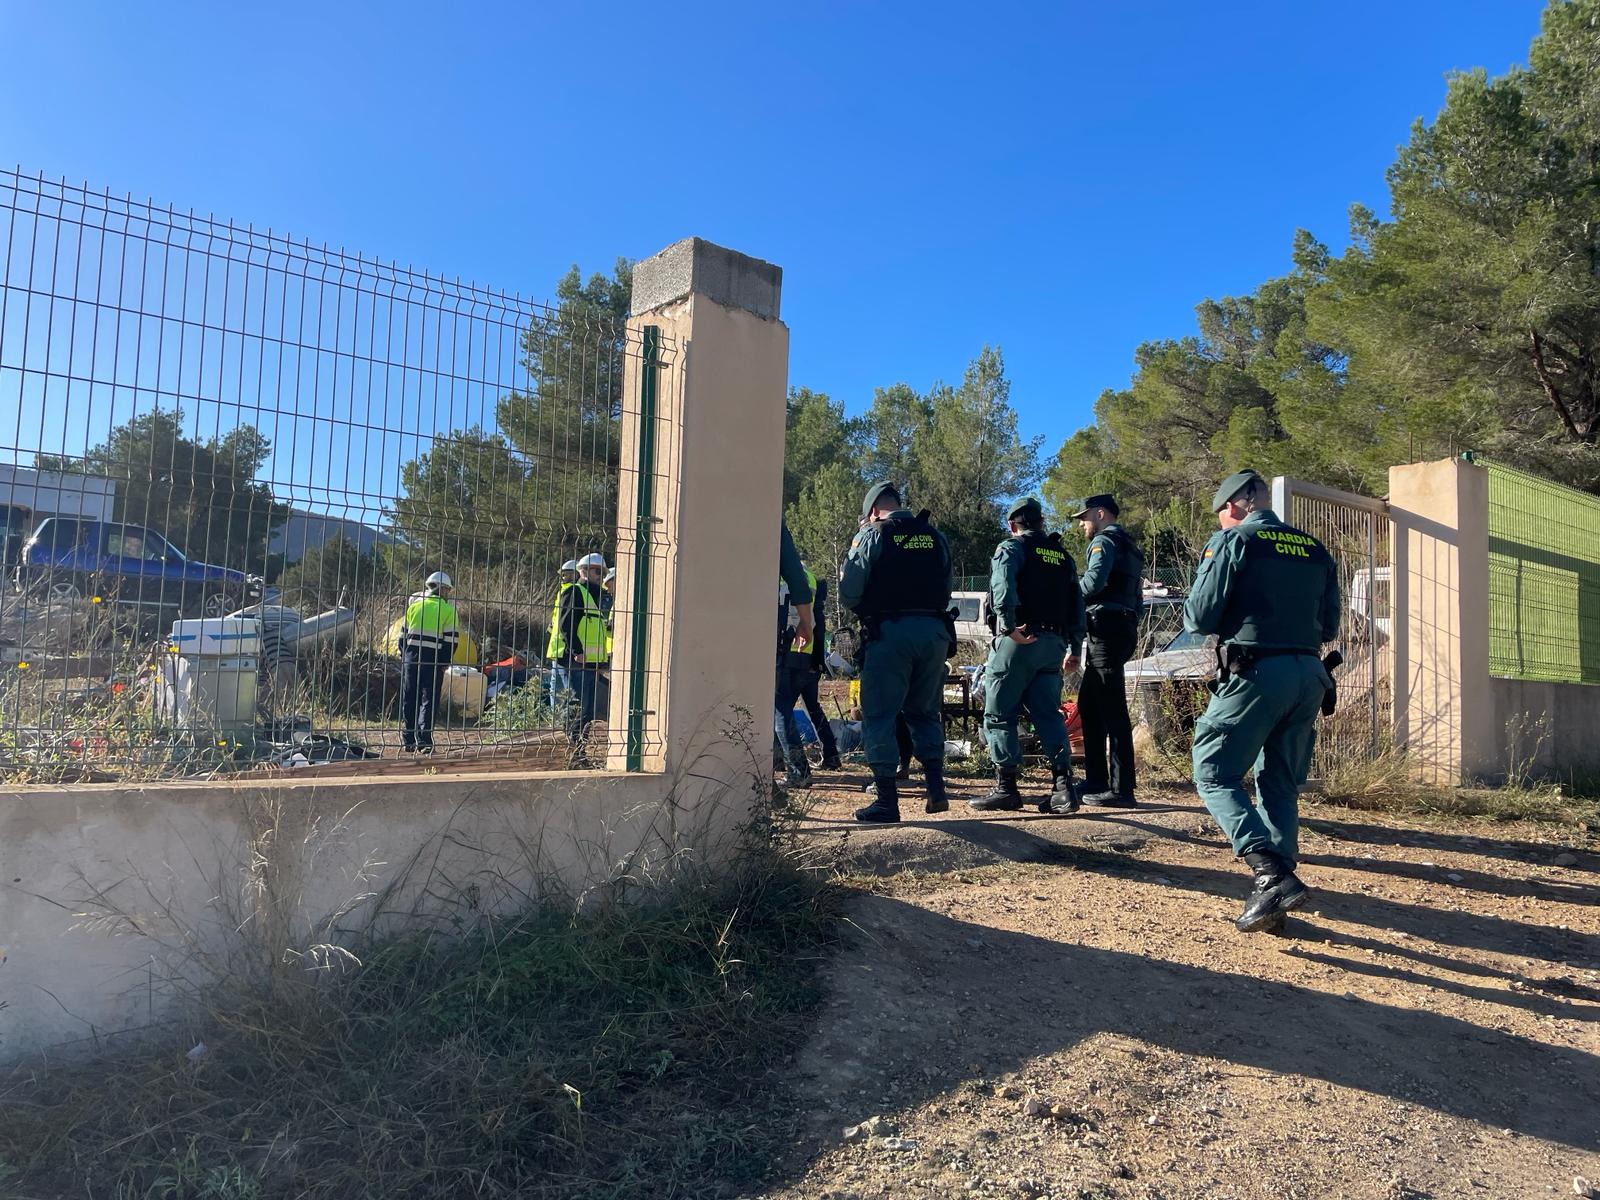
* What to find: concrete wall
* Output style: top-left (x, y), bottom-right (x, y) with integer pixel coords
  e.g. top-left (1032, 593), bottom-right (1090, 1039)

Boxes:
top-left (1390, 459), bottom-right (1494, 785)
top-left (0, 770), bottom-right (708, 1057)
top-left (1390, 457), bottom-right (1600, 785)
top-left (0, 239), bottom-right (792, 1063)
top-left (1488, 678), bottom-right (1600, 783)
top-left (608, 239), bottom-right (789, 796)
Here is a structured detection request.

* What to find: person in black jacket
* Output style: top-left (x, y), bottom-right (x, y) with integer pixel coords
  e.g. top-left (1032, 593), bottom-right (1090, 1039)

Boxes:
top-left (1068, 494), bottom-right (1145, 806)
top-left (776, 571), bottom-right (843, 783)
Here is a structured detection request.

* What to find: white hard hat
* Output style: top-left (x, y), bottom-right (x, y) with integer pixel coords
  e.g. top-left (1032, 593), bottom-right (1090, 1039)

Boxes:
top-left (425, 571), bottom-right (453, 591)
top-left (561, 559), bottom-right (578, 573)
top-left (577, 553), bottom-right (607, 570)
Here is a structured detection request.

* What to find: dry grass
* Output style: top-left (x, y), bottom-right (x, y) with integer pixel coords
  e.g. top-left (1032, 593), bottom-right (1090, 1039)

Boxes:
top-left (0, 827), bottom-right (843, 1199)
top-left (1308, 746), bottom-right (1600, 828)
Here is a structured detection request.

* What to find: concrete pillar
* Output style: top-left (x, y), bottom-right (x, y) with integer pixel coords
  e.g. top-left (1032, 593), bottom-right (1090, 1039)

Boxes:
top-left (607, 240), bottom-right (788, 825)
top-left (1389, 458), bottom-right (1494, 785)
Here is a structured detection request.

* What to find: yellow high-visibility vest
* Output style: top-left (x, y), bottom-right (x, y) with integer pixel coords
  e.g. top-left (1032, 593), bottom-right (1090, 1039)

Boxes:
top-left (401, 594), bottom-right (460, 656)
top-left (576, 586), bottom-right (609, 664)
top-left (549, 583), bottom-right (609, 665)
top-left (546, 582), bottom-right (574, 661)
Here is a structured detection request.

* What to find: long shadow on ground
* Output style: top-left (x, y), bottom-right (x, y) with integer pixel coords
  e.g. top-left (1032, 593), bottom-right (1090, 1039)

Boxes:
top-left (753, 805), bottom-right (1600, 1193)
top-left (742, 884), bottom-right (1599, 1194)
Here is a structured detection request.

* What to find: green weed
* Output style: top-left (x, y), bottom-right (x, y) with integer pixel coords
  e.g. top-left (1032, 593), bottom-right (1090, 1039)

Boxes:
top-left (0, 847), bottom-right (841, 1200)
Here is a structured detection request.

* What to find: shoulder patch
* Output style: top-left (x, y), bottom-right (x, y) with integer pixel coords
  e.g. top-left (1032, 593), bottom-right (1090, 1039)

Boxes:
top-left (1090, 546), bottom-right (1103, 554)
top-left (1204, 549), bottom-right (1214, 558)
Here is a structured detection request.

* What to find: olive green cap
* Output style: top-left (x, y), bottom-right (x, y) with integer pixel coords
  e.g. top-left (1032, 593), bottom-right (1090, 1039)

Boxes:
top-left (1211, 469), bottom-right (1265, 513)
top-left (1006, 495), bottom-right (1043, 522)
top-left (1070, 493), bottom-right (1119, 519)
top-left (861, 480), bottom-right (901, 520)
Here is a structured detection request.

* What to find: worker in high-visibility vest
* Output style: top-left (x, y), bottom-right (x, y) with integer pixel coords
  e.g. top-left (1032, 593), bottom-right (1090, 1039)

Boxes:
top-left (602, 567), bottom-right (616, 658)
top-left (557, 553), bottom-right (610, 764)
top-left (399, 571), bottom-right (460, 754)
top-left (545, 559), bottom-right (579, 706)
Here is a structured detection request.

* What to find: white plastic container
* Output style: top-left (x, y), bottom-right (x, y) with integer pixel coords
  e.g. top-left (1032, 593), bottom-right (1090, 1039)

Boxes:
top-left (155, 653), bottom-right (260, 736)
top-left (440, 665), bottom-right (488, 720)
top-left (160, 616), bottom-right (263, 736)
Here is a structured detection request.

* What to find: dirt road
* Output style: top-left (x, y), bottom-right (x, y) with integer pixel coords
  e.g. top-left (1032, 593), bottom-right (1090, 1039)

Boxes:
top-left (751, 773), bottom-right (1599, 1200)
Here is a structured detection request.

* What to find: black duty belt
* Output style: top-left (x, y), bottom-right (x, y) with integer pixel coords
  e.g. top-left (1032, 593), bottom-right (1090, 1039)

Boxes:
top-left (1228, 645), bottom-right (1318, 659)
top-left (1029, 623), bottom-right (1067, 635)
top-left (1219, 642), bottom-right (1318, 681)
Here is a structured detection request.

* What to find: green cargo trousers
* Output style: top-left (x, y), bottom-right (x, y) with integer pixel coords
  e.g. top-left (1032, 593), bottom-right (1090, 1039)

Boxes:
top-left (860, 615), bottom-right (949, 774)
top-left (983, 632), bottom-right (1073, 771)
top-left (1190, 653), bottom-right (1329, 866)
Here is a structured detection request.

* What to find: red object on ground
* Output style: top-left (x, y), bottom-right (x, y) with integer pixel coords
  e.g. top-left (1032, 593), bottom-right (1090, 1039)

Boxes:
top-left (1060, 700), bottom-right (1086, 757)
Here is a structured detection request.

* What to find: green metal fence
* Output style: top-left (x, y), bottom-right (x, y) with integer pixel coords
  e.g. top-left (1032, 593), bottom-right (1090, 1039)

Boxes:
top-left (1486, 461), bottom-right (1600, 685)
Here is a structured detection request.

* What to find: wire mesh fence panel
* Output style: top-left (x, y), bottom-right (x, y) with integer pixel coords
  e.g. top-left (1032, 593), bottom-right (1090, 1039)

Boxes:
top-left (0, 169), bottom-right (673, 781)
top-left (1280, 481), bottom-right (1392, 774)
top-left (1485, 460), bottom-right (1600, 686)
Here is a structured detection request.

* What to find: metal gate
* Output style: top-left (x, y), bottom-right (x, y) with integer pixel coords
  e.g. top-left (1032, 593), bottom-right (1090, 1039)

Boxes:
top-left (1271, 477), bottom-right (1391, 772)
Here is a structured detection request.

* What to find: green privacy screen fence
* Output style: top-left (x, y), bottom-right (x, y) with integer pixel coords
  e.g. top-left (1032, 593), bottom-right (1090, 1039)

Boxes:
top-left (1486, 461), bottom-right (1600, 685)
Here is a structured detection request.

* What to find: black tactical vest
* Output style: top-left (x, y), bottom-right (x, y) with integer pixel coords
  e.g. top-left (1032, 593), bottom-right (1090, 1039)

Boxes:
top-left (1219, 518), bottom-right (1337, 648)
top-left (858, 512), bottom-right (947, 618)
top-left (1014, 531), bottom-right (1077, 629)
top-left (1086, 524), bottom-right (1144, 612)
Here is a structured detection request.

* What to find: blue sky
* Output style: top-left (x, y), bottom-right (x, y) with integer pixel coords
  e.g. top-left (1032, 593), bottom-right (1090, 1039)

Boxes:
top-left (0, 0), bottom-right (1551, 464)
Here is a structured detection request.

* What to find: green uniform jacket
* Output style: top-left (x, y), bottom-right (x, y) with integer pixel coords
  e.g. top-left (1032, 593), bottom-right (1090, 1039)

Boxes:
top-left (779, 520), bottom-right (813, 606)
top-left (1078, 524), bottom-right (1143, 613)
top-left (1183, 510), bottom-right (1341, 649)
top-left (837, 510), bottom-right (954, 614)
top-left (989, 535), bottom-right (1084, 656)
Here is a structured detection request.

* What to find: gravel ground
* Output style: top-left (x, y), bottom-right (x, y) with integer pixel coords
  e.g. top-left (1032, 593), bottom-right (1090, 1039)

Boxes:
top-left (745, 769), bottom-right (1599, 1200)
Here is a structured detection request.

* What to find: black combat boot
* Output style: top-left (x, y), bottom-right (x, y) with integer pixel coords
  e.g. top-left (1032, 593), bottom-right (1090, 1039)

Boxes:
top-left (1081, 789), bottom-right (1137, 808)
top-left (968, 767), bottom-right (1024, 811)
top-left (1236, 851), bottom-right (1309, 932)
top-left (922, 759), bottom-right (949, 814)
top-left (1040, 766), bottom-right (1080, 815)
top-left (854, 774), bottom-right (901, 823)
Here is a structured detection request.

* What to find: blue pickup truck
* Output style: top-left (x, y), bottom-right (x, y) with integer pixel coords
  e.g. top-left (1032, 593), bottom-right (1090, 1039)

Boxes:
top-left (15, 517), bottom-right (261, 619)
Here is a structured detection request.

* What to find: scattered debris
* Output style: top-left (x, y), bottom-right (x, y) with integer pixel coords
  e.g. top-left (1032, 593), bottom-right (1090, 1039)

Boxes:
top-left (267, 733), bottom-right (381, 769)
top-left (843, 1115), bottom-right (895, 1142)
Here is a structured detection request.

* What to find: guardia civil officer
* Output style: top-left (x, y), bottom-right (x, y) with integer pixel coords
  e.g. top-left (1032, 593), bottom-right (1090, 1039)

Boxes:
top-left (779, 519), bottom-right (815, 651)
top-left (1184, 470), bottom-right (1341, 932)
top-left (969, 496), bottom-right (1084, 814)
top-left (777, 565), bottom-right (843, 784)
top-left (399, 571), bottom-right (461, 754)
top-left (839, 481), bottom-right (953, 823)
top-left (1068, 494), bottom-right (1144, 807)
